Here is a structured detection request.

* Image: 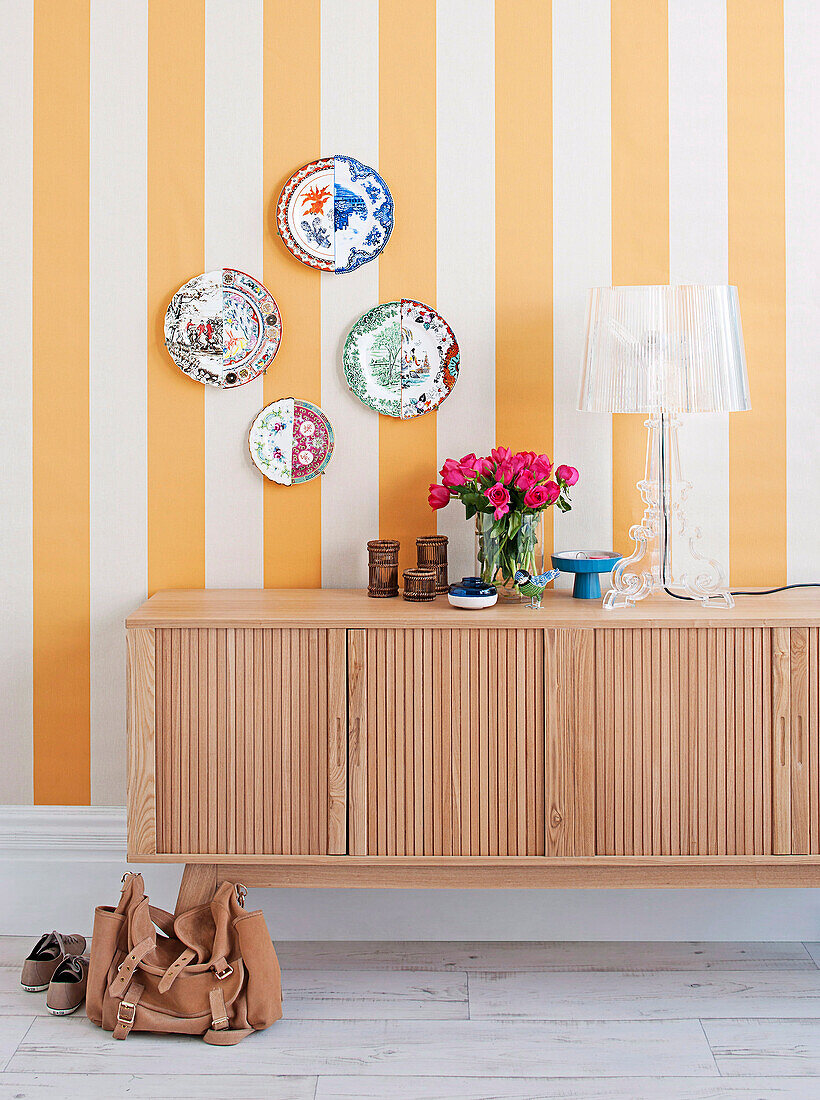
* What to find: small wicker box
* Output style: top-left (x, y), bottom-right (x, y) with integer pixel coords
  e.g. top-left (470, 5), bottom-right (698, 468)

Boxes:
top-left (416, 535), bottom-right (448, 593)
top-left (402, 567), bottom-right (437, 602)
top-left (367, 539), bottom-right (400, 598)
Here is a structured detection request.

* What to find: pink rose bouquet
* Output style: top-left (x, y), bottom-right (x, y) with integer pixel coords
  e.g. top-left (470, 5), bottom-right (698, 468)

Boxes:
top-left (428, 448), bottom-right (579, 595)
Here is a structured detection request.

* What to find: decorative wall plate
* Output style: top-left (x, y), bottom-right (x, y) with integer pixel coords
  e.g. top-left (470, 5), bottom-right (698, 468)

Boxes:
top-left (342, 299), bottom-right (460, 418)
top-left (164, 268), bottom-right (282, 387)
top-left (248, 398), bottom-right (334, 485)
top-left (276, 156), bottom-right (394, 274)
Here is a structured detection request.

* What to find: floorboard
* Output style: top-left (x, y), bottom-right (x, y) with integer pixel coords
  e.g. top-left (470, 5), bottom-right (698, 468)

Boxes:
top-left (282, 969), bottom-right (468, 1019)
top-left (703, 1018), bottom-right (820, 1076)
top-left (7, 1016), bottom-right (716, 1077)
top-left (316, 1078), bottom-right (820, 1099)
top-left (469, 969), bottom-right (820, 1020)
top-left (274, 941), bottom-right (816, 972)
top-left (0, 1075), bottom-right (317, 1099)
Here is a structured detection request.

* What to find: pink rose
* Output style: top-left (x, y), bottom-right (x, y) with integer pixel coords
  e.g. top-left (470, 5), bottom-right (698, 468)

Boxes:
top-left (515, 469), bottom-right (536, 491)
top-left (524, 481), bottom-right (560, 509)
top-left (495, 460), bottom-right (515, 485)
top-left (485, 482), bottom-right (511, 520)
top-left (439, 458), bottom-right (466, 488)
top-left (518, 450), bottom-right (537, 468)
top-left (428, 483), bottom-right (451, 510)
top-left (490, 445), bottom-right (513, 467)
top-left (510, 453), bottom-right (528, 475)
top-left (523, 484), bottom-right (548, 509)
top-left (555, 464), bottom-right (579, 487)
top-left (530, 454), bottom-right (553, 482)
top-left (459, 453), bottom-right (478, 476)
top-left (475, 457), bottom-right (494, 477)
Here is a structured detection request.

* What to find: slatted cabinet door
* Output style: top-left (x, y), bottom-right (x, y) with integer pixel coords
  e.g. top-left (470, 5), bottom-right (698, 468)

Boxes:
top-left (348, 628), bottom-right (547, 856)
top-left (592, 626), bottom-right (820, 858)
top-left (129, 627), bottom-right (347, 858)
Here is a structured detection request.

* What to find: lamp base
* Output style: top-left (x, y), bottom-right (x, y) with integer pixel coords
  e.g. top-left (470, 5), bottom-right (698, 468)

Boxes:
top-left (605, 413), bottom-right (734, 610)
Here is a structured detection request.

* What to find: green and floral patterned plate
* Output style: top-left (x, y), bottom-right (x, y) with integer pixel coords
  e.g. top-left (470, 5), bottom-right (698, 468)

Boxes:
top-left (342, 300), bottom-right (459, 418)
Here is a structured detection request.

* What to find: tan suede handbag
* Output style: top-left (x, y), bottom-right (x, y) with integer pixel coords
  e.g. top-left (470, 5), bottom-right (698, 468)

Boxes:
top-left (86, 872), bottom-right (282, 1045)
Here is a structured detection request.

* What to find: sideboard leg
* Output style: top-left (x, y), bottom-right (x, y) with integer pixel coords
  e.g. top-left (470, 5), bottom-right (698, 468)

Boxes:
top-left (175, 863), bottom-right (217, 915)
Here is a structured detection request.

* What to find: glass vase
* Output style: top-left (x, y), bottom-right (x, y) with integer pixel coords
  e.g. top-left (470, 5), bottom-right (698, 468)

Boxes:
top-left (474, 511), bottom-right (544, 601)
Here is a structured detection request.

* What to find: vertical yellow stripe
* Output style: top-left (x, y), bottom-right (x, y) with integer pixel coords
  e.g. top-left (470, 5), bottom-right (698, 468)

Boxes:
top-left (32, 0), bottom-right (90, 804)
top-left (262, 0), bottom-right (322, 587)
top-left (379, 0), bottom-right (437, 575)
top-left (147, 1), bottom-right (205, 594)
top-left (495, 0), bottom-right (554, 555)
top-left (727, 0), bottom-right (786, 585)
top-left (610, 0), bottom-right (669, 545)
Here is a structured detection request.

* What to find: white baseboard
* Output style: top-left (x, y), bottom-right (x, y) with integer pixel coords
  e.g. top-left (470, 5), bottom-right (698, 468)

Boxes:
top-left (0, 807), bottom-right (817, 940)
top-left (0, 805), bottom-right (126, 860)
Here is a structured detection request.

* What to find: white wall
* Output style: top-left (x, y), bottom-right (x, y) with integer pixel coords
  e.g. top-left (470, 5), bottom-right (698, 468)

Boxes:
top-left (1, 809), bottom-right (817, 940)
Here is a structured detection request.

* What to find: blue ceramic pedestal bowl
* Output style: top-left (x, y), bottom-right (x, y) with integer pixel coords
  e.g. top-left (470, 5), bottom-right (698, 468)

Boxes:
top-left (551, 551), bottom-right (622, 600)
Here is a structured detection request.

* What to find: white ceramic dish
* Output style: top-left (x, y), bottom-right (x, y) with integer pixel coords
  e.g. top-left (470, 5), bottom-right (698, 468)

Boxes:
top-left (447, 592), bottom-right (498, 610)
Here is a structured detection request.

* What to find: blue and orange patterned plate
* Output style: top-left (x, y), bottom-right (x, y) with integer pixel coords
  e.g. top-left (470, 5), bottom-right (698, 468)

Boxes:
top-left (276, 156), bottom-right (394, 274)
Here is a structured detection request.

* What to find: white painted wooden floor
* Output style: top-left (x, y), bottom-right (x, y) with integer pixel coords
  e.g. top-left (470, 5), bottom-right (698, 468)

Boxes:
top-left (0, 938), bottom-right (819, 1098)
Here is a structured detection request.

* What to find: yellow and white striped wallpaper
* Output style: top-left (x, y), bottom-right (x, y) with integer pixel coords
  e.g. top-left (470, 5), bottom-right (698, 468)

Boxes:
top-left (1, 0), bottom-right (818, 806)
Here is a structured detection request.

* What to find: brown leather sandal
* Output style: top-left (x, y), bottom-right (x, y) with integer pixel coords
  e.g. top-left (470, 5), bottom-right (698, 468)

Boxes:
top-left (21, 931), bottom-right (87, 992)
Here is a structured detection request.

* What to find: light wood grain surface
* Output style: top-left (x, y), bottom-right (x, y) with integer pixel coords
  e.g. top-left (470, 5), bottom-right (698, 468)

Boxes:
top-left (1, 938), bottom-right (819, 1093)
top-left (126, 587), bottom-right (820, 629)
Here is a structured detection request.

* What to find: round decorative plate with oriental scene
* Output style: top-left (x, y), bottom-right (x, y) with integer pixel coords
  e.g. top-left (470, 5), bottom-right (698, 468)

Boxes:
top-left (342, 299), bottom-right (459, 418)
top-left (248, 398), bottom-right (334, 485)
top-left (276, 156), bottom-right (394, 274)
top-left (164, 268), bottom-right (282, 387)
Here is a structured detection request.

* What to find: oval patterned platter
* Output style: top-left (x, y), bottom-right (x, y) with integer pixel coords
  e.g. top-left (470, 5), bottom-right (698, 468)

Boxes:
top-left (343, 300), bottom-right (459, 418)
top-left (248, 398), bottom-right (334, 485)
top-left (277, 156), bottom-right (394, 274)
top-left (164, 268), bottom-right (282, 387)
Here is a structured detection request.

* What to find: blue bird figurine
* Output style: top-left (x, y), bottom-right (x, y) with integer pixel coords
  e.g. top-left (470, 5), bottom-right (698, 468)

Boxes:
top-left (514, 568), bottom-right (560, 609)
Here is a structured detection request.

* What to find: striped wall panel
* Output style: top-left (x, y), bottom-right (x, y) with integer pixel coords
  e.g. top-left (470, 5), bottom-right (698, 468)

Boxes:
top-left (2, 0), bottom-right (819, 805)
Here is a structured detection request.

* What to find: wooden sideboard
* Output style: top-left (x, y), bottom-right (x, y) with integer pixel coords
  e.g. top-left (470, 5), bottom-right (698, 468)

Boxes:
top-left (126, 589), bottom-right (820, 909)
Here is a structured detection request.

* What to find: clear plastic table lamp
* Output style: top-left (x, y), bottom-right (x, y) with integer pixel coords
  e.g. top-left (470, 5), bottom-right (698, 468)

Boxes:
top-left (579, 285), bottom-right (750, 609)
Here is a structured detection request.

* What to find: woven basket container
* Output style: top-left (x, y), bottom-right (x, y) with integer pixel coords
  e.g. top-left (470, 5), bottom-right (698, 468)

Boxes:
top-left (402, 567), bottom-right (437, 602)
top-left (416, 535), bottom-right (449, 593)
top-left (367, 539), bottom-right (400, 598)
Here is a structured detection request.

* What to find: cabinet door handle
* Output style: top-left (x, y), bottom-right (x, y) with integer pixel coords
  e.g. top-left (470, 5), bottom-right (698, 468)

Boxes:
top-left (780, 716), bottom-right (787, 768)
top-left (796, 714), bottom-right (804, 767)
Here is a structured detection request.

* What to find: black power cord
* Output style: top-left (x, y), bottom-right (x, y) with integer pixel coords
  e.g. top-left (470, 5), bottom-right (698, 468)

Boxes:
top-left (664, 583), bottom-right (820, 602)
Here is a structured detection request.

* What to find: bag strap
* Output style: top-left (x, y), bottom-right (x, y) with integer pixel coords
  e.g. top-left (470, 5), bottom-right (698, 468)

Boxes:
top-left (202, 1023), bottom-right (254, 1046)
top-left (109, 935), bottom-right (154, 998)
top-left (200, 982), bottom-right (253, 1046)
top-left (157, 947), bottom-right (197, 994)
top-left (112, 982), bottom-right (144, 1040)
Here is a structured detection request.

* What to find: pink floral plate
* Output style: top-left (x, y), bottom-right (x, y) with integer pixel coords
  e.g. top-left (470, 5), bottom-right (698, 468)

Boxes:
top-left (248, 398), bottom-right (334, 485)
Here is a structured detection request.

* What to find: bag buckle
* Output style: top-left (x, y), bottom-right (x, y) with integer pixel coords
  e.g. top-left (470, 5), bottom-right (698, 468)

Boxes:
top-left (235, 883), bottom-right (247, 907)
top-left (117, 1000), bottom-right (136, 1025)
top-left (212, 1013), bottom-right (229, 1030)
top-left (214, 963), bottom-right (233, 980)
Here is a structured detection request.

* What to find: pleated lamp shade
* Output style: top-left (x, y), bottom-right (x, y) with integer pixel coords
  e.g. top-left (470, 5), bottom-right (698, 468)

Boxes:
top-left (578, 285), bottom-right (751, 414)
